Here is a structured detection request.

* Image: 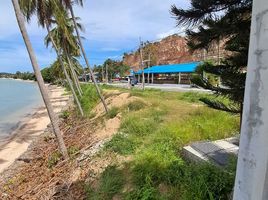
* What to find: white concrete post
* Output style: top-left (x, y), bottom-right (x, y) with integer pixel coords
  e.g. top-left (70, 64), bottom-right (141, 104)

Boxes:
top-left (152, 73), bottom-right (154, 84)
top-left (233, 1), bottom-right (268, 200)
top-left (178, 72), bottom-right (181, 84)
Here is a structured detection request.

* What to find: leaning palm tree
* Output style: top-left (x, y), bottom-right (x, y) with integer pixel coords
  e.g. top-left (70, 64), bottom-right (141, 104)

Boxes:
top-left (45, 10), bottom-right (84, 96)
top-left (12, 0), bottom-right (68, 159)
top-left (19, 0), bottom-right (84, 116)
top-left (59, 0), bottom-right (109, 113)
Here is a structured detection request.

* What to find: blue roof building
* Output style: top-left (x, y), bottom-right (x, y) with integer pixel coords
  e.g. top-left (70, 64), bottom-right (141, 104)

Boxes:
top-left (135, 62), bottom-right (200, 75)
top-left (134, 61), bottom-right (201, 84)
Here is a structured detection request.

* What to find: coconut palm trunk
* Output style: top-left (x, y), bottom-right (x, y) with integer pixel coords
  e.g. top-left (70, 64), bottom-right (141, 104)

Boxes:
top-left (67, 55), bottom-right (83, 96)
top-left (12, 0), bottom-right (68, 159)
top-left (45, 23), bottom-right (84, 117)
top-left (68, 6), bottom-right (108, 113)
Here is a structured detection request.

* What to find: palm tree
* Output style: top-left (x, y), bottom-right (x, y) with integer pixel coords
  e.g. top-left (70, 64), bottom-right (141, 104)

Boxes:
top-left (12, 0), bottom-right (68, 159)
top-left (19, 0), bottom-right (84, 116)
top-left (59, 0), bottom-right (109, 113)
top-left (45, 9), bottom-right (84, 96)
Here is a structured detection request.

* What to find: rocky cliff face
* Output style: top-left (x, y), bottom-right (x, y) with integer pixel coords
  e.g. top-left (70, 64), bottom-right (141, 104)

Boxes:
top-left (123, 34), bottom-right (226, 71)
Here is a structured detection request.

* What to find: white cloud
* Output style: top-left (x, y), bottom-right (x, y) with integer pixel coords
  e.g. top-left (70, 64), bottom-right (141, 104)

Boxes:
top-left (0, 0), bottom-right (190, 72)
top-left (156, 29), bottom-right (178, 39)
top-left (100, 47), bottom-right (120, 52)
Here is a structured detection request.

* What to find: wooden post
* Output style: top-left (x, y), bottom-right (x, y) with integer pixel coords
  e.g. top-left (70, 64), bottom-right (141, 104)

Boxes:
top-left (233, 0), bottom-right (268, 199)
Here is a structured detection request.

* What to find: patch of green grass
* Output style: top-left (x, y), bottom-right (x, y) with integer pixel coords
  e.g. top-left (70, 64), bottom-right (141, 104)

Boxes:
top-left (106, 107), bottom-right (119, 119)
top-left (125, 175), bottom-right (161, 200)
top-left (80, 84), bottom-right (99, 115)
top-left (47, 151), bottom-right (62, 168)
top-left (127, 100), bottom-right (147, 111)
top-left (120, 109), bottom-right (166, 137)
top-left (158, 108), bottom-right (239, 146)
top-left (179, 163), bottom-right (235, 200)
top-left (85, 165), bottom-right (125, 200)
top-left (104, 133), bottom-right (139, 155)
top-left (59, 110), bottom-right (70, 119)
top-left (178, 92), bottom-right (213, 103)
top-left (68, 146), bottom-right (79, 158)
top-left (85, 88), bottom-right (240, 199)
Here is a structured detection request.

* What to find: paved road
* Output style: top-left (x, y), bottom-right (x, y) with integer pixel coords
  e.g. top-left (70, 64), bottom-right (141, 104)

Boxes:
top-left (107, 83), bottom-right (211, 93)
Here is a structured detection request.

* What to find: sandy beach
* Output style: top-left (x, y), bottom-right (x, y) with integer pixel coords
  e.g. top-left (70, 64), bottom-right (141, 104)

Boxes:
top-left (0, 85), bottom-right (70, 174)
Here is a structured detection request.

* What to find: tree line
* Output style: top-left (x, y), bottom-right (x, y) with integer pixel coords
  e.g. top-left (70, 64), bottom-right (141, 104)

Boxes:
top-left (0, 71), bottom-right (35, 80)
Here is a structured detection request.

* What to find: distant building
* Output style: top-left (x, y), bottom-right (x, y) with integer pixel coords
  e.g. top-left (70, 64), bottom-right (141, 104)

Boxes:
top-left (134, 62), bottom-right (200, 84)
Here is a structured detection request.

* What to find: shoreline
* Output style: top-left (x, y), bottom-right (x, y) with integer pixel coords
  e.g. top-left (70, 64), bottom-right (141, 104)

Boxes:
top-left (0, 105), bottom-right (44, 147)
top-left (0, 85), bottom-right (70, 174)
top-left (0, 77), bottom-right (36, 83)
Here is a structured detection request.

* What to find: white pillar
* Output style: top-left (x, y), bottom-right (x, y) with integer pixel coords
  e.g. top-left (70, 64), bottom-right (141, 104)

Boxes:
top-left (233, 1), bottom-right (268, 200)
top-left (152, 73), bottom-right (154, 84)
top-left (178, 73), bottom-right (181, 84)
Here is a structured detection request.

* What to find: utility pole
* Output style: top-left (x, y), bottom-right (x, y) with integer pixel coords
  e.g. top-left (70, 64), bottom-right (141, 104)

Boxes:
top-left (233, 0), bottom-right (268, 199)
top-left (147, 54), bottom-right (151, 84)
top-left (102, 65), bottom-right (104, 82)
top-left (139, 37), bottom-right (145, 90)
top-left (105, 63), bottom-right (108, 84)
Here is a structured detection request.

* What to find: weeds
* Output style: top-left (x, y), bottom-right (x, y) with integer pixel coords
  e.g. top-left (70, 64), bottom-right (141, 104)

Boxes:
top-left (68, 146), bottom-right (79, 158)
top-left (47, 151), bottom-right (62, 168)
top-left (104, 133), bottom-right (138, 155)
top-left (59, 110), bottom-right (70, 119)
top-left (85, 165), bottom-right (125, 200)
top-left (80, 84), bottom-right (99, 115)
top-left (106, 107), bottom-right (119, 119)
top-left (127, 100), bottom-right (147, 111)
top-left (87, 87), bottom-right (239, 199)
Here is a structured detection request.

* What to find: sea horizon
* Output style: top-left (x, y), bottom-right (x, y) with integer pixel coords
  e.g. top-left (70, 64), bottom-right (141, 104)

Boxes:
top-left (0, 78), bottom-right (43, 138)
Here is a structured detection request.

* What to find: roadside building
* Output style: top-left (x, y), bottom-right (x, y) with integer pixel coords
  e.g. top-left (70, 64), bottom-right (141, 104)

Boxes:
top-left (134, 61), bottom-right (200, 84)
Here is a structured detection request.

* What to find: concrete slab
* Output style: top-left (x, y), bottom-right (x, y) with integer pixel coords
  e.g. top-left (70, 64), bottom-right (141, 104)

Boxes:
top-left (183, 137), bottom-right (239, 166)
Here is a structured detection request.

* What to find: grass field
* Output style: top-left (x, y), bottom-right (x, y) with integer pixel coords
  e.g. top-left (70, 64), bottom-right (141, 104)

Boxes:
top-left (85, 85), bottom-right (239, 200)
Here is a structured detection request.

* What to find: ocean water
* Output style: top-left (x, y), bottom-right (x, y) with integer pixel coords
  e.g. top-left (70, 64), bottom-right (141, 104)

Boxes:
top-left (0, 79), bottom-right (43, 138)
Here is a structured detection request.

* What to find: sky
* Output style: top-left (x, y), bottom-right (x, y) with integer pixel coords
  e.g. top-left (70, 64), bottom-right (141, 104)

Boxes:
top-left (0, 0), bottom-right (189, 73)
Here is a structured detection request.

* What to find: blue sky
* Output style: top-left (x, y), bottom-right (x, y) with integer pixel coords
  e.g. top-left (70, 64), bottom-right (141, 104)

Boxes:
top-left (0, 0), bottom-right (189, 73)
